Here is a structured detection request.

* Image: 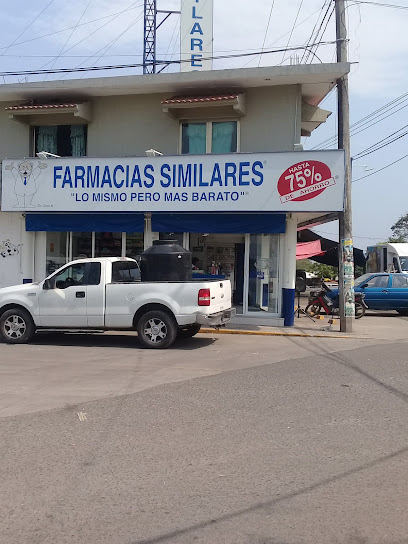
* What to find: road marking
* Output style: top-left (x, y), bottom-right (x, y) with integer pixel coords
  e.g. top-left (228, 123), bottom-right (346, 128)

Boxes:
top-left (77, 412), bottom-right (87, 422)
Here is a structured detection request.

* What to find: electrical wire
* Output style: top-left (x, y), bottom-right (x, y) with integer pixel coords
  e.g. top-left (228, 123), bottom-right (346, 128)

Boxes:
top-left (350, 1), bottom-right (408, 10)
top-left (258, 0), bottom-right (276, 67)
top-left (1, 0), bottom-right (58, 56)
top-left (300, 0), bottom-right (329, 64)
top-left (41, 0), bottom-right (93, 80)
top-left (306, 5), bottom-right (335, 65)
top-left (280, 0), bottom-right (305, 65)
top-left (77, 9), bottom-right (145, 79)
top-left (48, 1), bottom-right (143, 80)
top-left (353, 124), bottom-right (408, 159)
top-left (318, 100), bottom-right (408, 150)
top-left (0, 5), bottom-right (144, 53)
top-left (241, 5), bottom-right (327, 69)
top-left (352, 154), bottom-right (408, 183)
top-left (0, 40), bottom-right (339, 78)
top-left (311, 91), bottom-right (408, 149)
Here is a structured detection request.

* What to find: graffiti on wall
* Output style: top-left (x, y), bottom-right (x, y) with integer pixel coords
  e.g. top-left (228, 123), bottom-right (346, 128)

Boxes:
top-left (0, 239), bottom-right (20, 258)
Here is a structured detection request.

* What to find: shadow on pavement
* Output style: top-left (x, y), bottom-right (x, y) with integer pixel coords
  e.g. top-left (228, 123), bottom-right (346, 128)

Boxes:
top-left (30, 332), bottom-right (217, 351)
top-left (131, 444), bottom-right (408, 544)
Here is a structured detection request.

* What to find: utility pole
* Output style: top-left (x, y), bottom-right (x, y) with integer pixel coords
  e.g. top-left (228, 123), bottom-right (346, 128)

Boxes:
top-left (335, 0), bottom-right (354, 332)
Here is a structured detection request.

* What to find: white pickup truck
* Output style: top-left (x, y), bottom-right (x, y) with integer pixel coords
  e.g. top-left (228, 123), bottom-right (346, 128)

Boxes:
top-left (0, 257), bottom-right (235, 349)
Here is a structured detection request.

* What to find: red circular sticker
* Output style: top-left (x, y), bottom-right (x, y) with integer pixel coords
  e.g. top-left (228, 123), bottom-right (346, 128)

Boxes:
top-left (277, 160), bottom-right (334, 203)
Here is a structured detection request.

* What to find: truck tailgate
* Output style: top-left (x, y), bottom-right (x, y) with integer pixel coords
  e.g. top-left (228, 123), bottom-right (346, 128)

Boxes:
top-left (202, 280), bottom-right (232, 314)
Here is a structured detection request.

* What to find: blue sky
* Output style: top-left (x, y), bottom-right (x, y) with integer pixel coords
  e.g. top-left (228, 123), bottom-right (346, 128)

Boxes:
top-left (1, 0), bottom-right (407, 249)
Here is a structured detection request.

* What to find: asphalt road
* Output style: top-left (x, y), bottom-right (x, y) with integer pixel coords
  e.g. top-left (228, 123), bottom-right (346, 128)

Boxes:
top-left (1, 333), bottom-right (408, 544)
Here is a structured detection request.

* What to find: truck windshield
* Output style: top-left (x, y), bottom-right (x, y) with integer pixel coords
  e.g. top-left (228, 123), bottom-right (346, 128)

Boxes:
top-left (399, 257), bottom-right (408, 271)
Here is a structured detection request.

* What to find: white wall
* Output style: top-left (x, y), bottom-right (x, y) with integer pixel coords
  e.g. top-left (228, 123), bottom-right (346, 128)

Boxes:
top-left (0, 212), bottom-right (34, 287)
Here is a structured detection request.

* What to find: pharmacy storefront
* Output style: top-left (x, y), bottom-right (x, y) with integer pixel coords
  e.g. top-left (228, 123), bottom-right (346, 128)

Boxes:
top-left (0, 151), bottom-right (345, 325)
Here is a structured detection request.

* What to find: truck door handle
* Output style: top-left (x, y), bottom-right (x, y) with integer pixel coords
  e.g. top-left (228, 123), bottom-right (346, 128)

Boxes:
top-left (76, 291), bottom-right (86, 298)
top-left (381, 289), bottom-right (388, 293)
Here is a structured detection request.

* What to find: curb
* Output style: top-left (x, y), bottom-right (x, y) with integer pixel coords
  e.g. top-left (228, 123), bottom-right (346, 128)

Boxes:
top-left (200, 328), bottom-right (355, 339)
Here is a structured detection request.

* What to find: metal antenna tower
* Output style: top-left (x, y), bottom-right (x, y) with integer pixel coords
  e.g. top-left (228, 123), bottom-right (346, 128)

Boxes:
top-left (143, 0), bottom-right (180, 75)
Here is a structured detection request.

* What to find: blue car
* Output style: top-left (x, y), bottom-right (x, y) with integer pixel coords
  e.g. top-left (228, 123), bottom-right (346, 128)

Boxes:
top-left (328, 273), bottom-right (408, 315)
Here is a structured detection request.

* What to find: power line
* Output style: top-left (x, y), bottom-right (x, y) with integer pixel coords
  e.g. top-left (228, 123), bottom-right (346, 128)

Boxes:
top-left (0, 40), bottom-right (339, 78)
top-left (354, 131), bottom-right (408, 159)
top-left (353, 124), bottom-right (408, 159)
top-left (352, 154), bottom-right (408, 183)
top-left (45, 0), bottom-right (143, 80)
top-left (311, 91), bottom-right (408, 149)
top-left (77, 9), bottom-right (145, 79)
top-left (41, 0), bottom-right (93, 80)
top-left (280, 0), bottom-right (305, 65)
top-left (241, 5), bottom-right (328, 69)
top-left (318, 100), bottom-right (408, 150)
top-left (306, 5), bottom-right (335, 64)
top-left (0, 5), bottom-right (143, 53)
top-left (1, 0), bottom-right (58, 56)
top-left (300, 1), bottom-right (329, 64)
top-left (350, 1), bottom-right (408, 10)
top-left (258, 0), bottom-right (276, 67)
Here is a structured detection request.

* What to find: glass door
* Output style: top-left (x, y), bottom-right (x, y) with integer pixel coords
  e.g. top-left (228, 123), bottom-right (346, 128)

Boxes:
top-left (246, 234), bottom-right (280, 314)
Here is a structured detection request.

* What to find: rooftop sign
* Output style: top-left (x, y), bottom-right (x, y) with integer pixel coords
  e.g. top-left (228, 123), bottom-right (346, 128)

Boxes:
top-left (1, 151), bottom-right (345, 213)
top-left (180, 0), bottom-right (213, 72)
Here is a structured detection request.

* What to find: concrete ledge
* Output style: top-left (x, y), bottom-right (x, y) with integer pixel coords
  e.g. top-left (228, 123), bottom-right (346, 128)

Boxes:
top-left (200, 328), bottom-right (355, 339)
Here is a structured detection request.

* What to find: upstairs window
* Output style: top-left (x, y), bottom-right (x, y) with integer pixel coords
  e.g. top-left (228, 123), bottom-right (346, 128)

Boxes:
top-left (34, 125), bottom-right (87, 157)
top-left (181, 121), bottom-right (238, 155)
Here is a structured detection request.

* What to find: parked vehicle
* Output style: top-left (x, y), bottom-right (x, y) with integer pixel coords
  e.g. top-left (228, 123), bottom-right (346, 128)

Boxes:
top-left (306, 282), bottom-right (367, 319)
top-left (0, 257), bottom-right (235, 348)
top-left (323, 273), bottom-right (408, 315)
top-left (366, 243), bottom-right (408, 274)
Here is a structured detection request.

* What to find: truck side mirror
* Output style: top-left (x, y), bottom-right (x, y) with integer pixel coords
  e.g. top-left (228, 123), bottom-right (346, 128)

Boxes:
top-left (361, 283), bottom-right (368, 289)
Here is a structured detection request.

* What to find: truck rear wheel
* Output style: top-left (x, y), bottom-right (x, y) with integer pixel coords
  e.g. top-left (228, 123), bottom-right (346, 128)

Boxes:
top-left (177, 323), bottom-right (201, 338)
top-left (0, 308), bottom-right (36, 344)
top-left (137, 310), bottom-right (177, 349)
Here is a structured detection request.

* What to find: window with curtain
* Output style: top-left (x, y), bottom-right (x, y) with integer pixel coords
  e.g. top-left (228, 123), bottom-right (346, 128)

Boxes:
top-left (181, 123), bottom-right (206, 154)
top-left (35, 125), bottom-right (87, 156)
top-left (181, 121), bottom-right (238, 154)
top-left (212, 121), bottom-right (238, 153)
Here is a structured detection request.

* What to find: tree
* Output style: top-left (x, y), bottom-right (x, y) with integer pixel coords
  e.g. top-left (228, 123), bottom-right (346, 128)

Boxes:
top-left (310, 263), bottom-right (337, 280)
top-left (390, 213), bottom-right (408, 242)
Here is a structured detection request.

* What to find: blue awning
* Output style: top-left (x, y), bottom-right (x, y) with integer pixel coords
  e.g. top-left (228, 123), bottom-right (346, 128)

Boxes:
top-left (25, 213), bottom-right (144, 232)
top-left (151, 213), bottom-right (286, 234)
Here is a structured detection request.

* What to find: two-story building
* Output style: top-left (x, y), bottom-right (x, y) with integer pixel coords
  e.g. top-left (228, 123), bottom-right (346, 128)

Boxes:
top-left (0, 63), bottom-right (348, 326)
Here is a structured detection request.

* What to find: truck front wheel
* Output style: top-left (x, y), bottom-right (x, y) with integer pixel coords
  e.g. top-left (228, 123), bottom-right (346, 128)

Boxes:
top-left (0, 308), bottom-right (36, 344)
top-left (137, 310), bottom-right (177, 349)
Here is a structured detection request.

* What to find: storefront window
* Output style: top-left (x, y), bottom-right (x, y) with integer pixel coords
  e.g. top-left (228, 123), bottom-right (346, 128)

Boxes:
top-left (126, 233), bottom-right (144, 259)
top-left (46, 232), bottom-right (68, 275)
top-left (190, 233), bottom-right (245, 314)
top-left (94, 232), bottom-right (121, 257)
top-left (72, 232), bottom-right (92, 260)
top-left (248, 234), bottom-right (280, 314)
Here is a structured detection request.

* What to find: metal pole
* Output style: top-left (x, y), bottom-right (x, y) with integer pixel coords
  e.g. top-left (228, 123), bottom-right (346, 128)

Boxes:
top-left (335, 0), bottom-right (354, 332)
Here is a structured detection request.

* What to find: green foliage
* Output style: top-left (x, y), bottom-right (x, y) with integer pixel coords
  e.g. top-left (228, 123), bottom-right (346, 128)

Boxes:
top-left (296, 259), bottom-right (314, 272)
top-left (297, 259), bottom-right (337, 279)
top-left (310, 263), bottom-right (337, 280)
top-left (390, 213), bottom-right (408, 242)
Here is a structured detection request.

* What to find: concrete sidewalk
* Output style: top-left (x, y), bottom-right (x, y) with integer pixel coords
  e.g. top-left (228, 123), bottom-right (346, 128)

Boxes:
top-left (202, 311), bottom-right (408, 340)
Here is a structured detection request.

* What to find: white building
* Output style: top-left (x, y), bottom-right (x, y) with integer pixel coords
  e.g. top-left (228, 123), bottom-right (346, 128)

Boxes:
top-left (0, 63), bottom-right (348, 326)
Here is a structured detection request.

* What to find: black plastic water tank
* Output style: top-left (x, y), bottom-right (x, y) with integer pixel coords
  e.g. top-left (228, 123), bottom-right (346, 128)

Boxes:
top-left (140, 240), bottom-right (192, 282)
